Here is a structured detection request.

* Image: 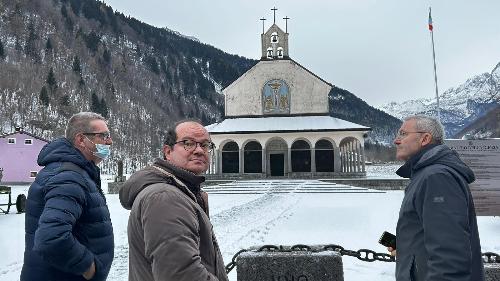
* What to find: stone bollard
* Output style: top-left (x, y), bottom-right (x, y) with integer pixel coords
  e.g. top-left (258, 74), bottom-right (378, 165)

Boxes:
top-left (108, 160), bottom-right (126, 194)
top-left (485, 263), bottom-right (500, 281)
top-left (236, 246), bottom-right (343, 281)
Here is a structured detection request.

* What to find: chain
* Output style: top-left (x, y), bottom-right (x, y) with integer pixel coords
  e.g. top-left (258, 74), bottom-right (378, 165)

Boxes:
top-left (225, 244), bottom-right (500, 273)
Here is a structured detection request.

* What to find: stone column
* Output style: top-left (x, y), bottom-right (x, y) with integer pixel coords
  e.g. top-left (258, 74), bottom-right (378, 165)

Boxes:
top-left (217, 149), bottom-right (222, 175)
top-left (262, 148), bottom-right (266, 175)
top-left (361, 144), bottom-right (366, 173)
top-left (347, 142), bottom-right (352, 173)
top-left (355, 142), bottom-right (360, 173)
top-left (239, 148), bottom-right (244, 174)
top-left (288, 147), bottom-right (292, 175)
top-left (334, 147), bottom-right (341, 173)
top-left (311, 147), bottom-right (316, 174)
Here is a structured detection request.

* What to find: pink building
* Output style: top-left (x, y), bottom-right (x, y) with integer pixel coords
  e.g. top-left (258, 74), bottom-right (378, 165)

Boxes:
top-left (0, 128), bottom-right (49, 184)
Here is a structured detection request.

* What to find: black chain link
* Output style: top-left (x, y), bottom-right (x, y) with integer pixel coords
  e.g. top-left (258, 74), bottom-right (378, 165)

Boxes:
top-left (225, 244), bottom-right (499, 273)
top-left (483, 252), bottom-right (500, 264)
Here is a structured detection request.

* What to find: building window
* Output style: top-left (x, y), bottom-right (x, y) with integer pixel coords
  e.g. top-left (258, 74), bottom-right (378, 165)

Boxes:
top-left (8, 138), bottom-right (16, 144)
top-left (25, 139), bottom-right (33, 145)
top-left (30, 171), bottom-right (38, 178)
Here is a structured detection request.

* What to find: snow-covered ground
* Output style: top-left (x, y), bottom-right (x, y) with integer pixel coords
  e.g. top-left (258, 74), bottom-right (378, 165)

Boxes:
top-left (1, 171), bottom-right (498, 281)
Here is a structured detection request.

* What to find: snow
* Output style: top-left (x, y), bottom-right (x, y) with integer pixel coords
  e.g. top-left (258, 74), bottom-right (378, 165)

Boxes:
top-left (206, 116), bottom-right (370, 133)
top-left (1, 173), bottom-right (499, 281)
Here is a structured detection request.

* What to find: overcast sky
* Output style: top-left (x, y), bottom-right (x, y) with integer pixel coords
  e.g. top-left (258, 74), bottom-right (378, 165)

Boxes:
top-left (103, 0), bottom-right (500, 107)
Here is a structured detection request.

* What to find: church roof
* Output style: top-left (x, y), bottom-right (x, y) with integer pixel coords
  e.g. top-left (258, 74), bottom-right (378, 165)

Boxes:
top-left (206, 116), bottom-right (370, 134)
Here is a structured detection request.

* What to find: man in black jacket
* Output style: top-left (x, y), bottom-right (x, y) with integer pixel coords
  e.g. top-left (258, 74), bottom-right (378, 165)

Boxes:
top-left (391, 115), bottom-right (484, 281)
top-left (21, 112), bottom-right (114, 281)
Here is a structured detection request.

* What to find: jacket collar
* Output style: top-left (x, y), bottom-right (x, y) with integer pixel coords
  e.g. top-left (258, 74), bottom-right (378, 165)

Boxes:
top-left (152, 158), bottom-right (205, 193)
top-left (396, 143), bottom-right (438, 178)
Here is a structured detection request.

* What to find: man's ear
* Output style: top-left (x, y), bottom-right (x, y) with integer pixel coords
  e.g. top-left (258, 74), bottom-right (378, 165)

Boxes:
top-left (74, 133), bottom-right (86, 148)
top-left (420, 133), bottom-right (433, 146)
top-left (163, 144), bottom-right (172, 160)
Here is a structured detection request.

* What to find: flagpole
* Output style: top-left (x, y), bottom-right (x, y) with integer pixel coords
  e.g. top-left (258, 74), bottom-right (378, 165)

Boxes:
top-left (429, 7), bottom-right (441, 121)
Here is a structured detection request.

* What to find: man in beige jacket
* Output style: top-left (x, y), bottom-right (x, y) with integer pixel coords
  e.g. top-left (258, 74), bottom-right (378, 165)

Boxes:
top-left (119, 120), bottom-right (228, 281)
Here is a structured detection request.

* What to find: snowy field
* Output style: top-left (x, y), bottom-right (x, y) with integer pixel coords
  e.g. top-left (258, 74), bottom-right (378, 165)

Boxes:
top-left (1, 167), bottom-right (499, 281)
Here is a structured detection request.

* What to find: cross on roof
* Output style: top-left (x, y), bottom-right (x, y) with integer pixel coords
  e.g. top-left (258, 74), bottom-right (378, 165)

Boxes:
top-left (283, 16), bottom-right (290, 33)
top-left (271, 7), bottom-right (278, 24)
top-left (260, 17), bottom-right (266, 34)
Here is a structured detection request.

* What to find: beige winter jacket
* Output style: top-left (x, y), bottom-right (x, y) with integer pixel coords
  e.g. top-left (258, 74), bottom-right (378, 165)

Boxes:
top-left (119, 159), bottom-right (228, 281)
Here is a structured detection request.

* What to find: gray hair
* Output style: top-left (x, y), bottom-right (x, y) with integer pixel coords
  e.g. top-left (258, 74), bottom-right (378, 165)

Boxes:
top-left (404, 115), bottom-right (445, 144)
top-left (65, 112), bottom-right (106, 144)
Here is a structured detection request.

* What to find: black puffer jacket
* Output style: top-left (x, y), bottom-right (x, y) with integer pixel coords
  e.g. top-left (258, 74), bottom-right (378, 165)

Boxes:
top-left (21, 138), bottom-right (114, 281)
top-left (395, 144), bottom-right (484, 281)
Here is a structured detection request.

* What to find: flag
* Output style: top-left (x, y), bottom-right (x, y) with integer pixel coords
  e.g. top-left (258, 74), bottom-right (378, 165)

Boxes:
top-left (428, 8), bottom-right (433, 31)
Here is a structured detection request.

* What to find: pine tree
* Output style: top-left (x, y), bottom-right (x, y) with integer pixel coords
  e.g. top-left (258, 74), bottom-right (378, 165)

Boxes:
top-left (39, 86), bottom-right (49, 106)
top-left (72, 56), bottom-right (81, 73)
top-left (90, 92), bottom-right (100, 113)
top-left (102, 48), bottom-right (111, 64)
top-left (25, 21), bottom-right (40, 61)
top-left (45, 38), bottom-right (53, 51)
top-left (100, 97), bottom-right (109, 118)
top-left (0, 39), bottom-right (5, 59)
top-left (46, 67), bottom-right (57, 90)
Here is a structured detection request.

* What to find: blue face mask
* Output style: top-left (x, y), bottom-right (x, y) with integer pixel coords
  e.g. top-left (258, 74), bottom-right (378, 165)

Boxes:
top-left (85, 137), bottom-right (111, 160)
top-left (94, 143), bottom-right (111, 160)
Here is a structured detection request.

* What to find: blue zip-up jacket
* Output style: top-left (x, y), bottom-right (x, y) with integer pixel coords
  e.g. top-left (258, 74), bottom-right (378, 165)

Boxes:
top-left (21, 138), bottom-right (114, 281)
top-left (395, 144), bottom-right (484, 281)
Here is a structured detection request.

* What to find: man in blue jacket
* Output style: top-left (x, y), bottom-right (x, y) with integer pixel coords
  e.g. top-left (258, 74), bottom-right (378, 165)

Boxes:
top-left (391, 115), bottom-right (484, 281)
top-left (21, 112), bottom-right (114, 281)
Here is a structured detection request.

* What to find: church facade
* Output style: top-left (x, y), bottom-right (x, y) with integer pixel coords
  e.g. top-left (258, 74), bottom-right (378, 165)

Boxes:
top-left (206, 17), bottom-right (369, 178)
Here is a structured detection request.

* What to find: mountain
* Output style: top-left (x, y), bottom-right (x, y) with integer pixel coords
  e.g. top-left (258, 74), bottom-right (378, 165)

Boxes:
top-left (0, 0), bottom-right (256, 172)
top-left (0, 0), bottom-right (401, 172)
top-left (454, 104), bottom-right (500, 139)
top-left (380, 62), bottom-right (500, 138)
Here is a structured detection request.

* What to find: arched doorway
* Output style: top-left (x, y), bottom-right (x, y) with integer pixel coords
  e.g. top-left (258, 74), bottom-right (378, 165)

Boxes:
top-left (291, 140), bottom-right (311, 172)
top-left (266, 138), bottom-right (287, 176)
top-left (315, 139), bottom-right (334, 172)
top-left (244, 141), bottom-right (262, 173)
top-left (221, 141), bottom-right (239, 173)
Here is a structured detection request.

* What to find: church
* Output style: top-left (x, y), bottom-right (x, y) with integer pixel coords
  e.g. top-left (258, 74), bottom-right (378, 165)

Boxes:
top-left (206, 12), bottom-right (370, 178)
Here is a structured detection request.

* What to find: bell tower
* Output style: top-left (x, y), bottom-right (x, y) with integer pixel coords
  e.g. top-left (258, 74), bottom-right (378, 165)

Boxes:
top-left (260, 7), bottom-right (289, 60)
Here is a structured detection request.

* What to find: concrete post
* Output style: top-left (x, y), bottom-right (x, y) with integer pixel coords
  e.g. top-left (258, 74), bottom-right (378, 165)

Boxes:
top-left (237, 246), bottom-right (344, 281)
top-left (485, 263), bottom-right (500, 281)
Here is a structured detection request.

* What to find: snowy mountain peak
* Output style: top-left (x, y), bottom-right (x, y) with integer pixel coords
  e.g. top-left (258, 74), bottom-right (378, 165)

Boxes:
top-left (379, 62), bottom-right (500, 137)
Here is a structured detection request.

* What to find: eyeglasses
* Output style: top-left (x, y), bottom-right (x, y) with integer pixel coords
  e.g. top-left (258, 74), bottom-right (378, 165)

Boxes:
top-left (395, 131), bottom-right (428, 140)
top-left (83, 132), bottom-right (112, 141)
top-left (173, 139), bottom-right (215, 152)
